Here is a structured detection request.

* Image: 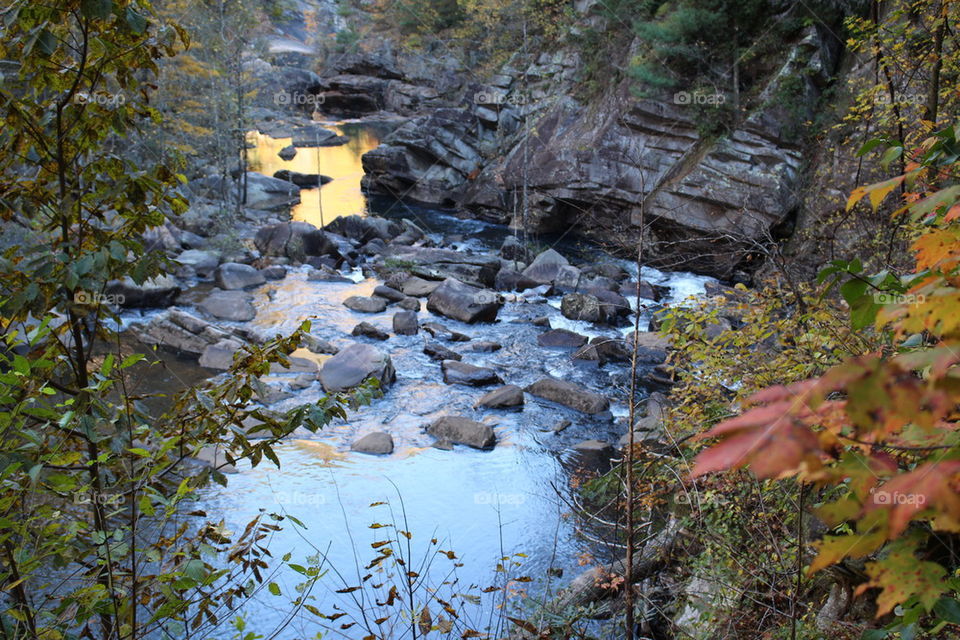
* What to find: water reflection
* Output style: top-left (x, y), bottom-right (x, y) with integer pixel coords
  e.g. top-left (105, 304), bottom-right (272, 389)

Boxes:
top-left (246, 123), bottom-right (384, 227)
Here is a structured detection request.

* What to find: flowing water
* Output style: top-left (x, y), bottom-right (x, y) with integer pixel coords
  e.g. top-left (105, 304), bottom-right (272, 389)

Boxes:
top-left (183, 122), bottom-right (713, 638)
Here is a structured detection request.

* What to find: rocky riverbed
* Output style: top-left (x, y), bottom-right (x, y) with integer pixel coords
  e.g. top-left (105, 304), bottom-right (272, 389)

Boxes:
top-left (105, 117), bottom-right (714, 636)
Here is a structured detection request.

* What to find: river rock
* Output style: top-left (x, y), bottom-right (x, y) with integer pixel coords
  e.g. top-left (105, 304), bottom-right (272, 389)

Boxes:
top-left (255, 221), bottom-right (341, 262)
top-left (352, 322), bottom-right (389, 340)
top-left (475, 384), bottom-right (524, 409)
top-left (198, 338), bottom-right (243, 370)
top-left (538, 329), bottom-right (588, 348)
top-left (392, 311), bottom-right (419, 335)
top-left (422, 322), bottom-right (470, 342)
top-left (302, 334), bottom-right (339, 355)
top-left (573, 336), bottom-right (633, 365)
top-left (373, 284), bottom-right (406, 302)
top-left (326, 214), bottom-right (401, 244)
top-left (199, 290), bottom-right (257, 322)
top-left (278, 144), bottom-right (297, 160)
top-left (273, 169), bottom-right (332, 188)
top-left (427, 278), bottom-right (502, 324)
top-left (320, 343), bottom-right (396, 392)
top-left (526, 377), bottom-right (609, 414)
top-left (561, 290), bottom-right (630, 325)
top-left (427, 416), bottom-right (496, 450)
top-left (176, 249), bottom-right (220, 277)
top-left (500, 235), bottom-right (532, 262)
top-left (343, 296), bottom-right (388, 313)
top-left (463, 341), bottom-right (501, 352)
top-left (572, 440), bottom-right (617, 470)
top-left (521, 249), bottom-right (569, 285)
top-left (243, 171), bottom-right (301, 211)
top-left (626, 331), bottom-right (671, 363)
top-left (105, 275), bottom-right (180, 308)
top-left (260, 265), bottom-right (288, 280)
top-left (441, 360), bottom-right (502, 386)
top-left (401, 276), bottom-right (441, 297)
top-left (424, 342), bottom-right (461, 361)
top-left (128, 309), bottom-right (230, 356)
top-left (215, 263), bottom-right (266, 290)
top-left (351, 431), bottom-right (394, 455)
top-left (398, 296), bottom-right (421, 311)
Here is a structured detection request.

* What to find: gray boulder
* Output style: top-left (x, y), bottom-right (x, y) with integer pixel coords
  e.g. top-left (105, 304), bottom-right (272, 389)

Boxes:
top-left (320, 343), bottom-right (396, 392)
top-left (424, 342), bottom-right (461, 361)
top-left (398, 296), bottom-right (421, 311)
top-left (199, 290), bottom-right (257, 322)
top-left (526, 378), bottom-right (609, 414)
top-left (343, 296), bottom-right (388, 313)
top-left (427, 416), bottom-right (496, 450)
top-left (441, 360), bottom-right (503, 387)
top-left (244, 171), bottom-right (301, 211)
top-left (522, 249), bottom-right (569, 285)
top-left (176, 249), bottom-right (220, 277)
top-left (393, 311), bottom-right (419, 335)
top-left (198, 338), bottom-right (244, 370)
top-left (255, 221), bottom-right (341, 262)
top-left (352, 322), bottom-right (389, 340)
top-left (373, 284), bottom-right (406, 302)
top-left (427, 278), bottom-right (502, 324)
top-left (538, 329), bottom-right (588, 348)
top-left (400, 276), bottom-right (441, 297)
top-left (351, 431), bottom-right (394, 455)
top-left (215, 263), bottom-right (266, 290)
top-left (475, 385), bottom-right (524, 409)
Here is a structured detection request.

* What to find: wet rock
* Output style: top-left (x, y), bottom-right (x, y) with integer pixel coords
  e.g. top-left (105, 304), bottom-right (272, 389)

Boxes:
top-left (500, 235), bottom-right (532, 262)
top-left (573, 336), bottom-right (632, 365)
top-left (521, 249), bottom-right (569, 285)
top-left (128, 309), bottom-right (230, 356)
top-left (351, 431), bottom-right (394, 455)
top-left (552, 419), bottom-right (572, 433)
top-left (620, 280), bottom-right (665, 301)
top-left (561, 290), bottom-right (630, 325)
top-left (272, 170), bottom-right (332, 188)
top-left (423, 342), bottom-right (461, 361)
top-left (215, 263), bottom-right (266, 290)
top-left (572, 440), bottom-right (616, 471)
top-left (398, 296), bottom-right (421, 311)
top-left (260, 265), bottom-right (288, 280)
top-left (105, 275), bottom-right (180, 308)
top-left (538, 329), bottom-right (588, 348)
top-left (392, 311), bottom-right (419, 335)
top-left (270, 355), bottom-right (322, 375)
top-left (290, 373), bottom-right (316, 390)
top-left (199, 290), bottom-right (257, 322)
top-left (401, 276), bottom-right (441, 297)
top-left (343, 296), bottom-right (388, 313)
top-left (427, 416), bottom-right (496, 450)
top-left (475, 384), bottom-right (524, 409)
top-left (586, 263), bottom-right (629, 281)
top-left (320, 342), bottom-right (396, 392)
top-left (526, 377), bottom-right (609, 414)
top-left (177, 249), bottom-right (222, 276)
top-left (373, 284), bottom-right (406, 302)
top-left (326, 214), bottom-right (401, 244)
top-left (302, 334), bottom-right (339, 355)
top-left (243, 171), bottom-right (301, 211)
top-left (464, 341), bottom-right (501, 352)
top-left (427, 278), bottom-right (502, 324)
top-left (532, 316), bottom-right (552, 328)
top-left (422, 322), bottom-right (470, 342)
top-left (352, 322), bottom-right (389, 341)
top-left (389, 247), bottom-right (502, 288)
top-left (441, 360), bottom-right (502, 387)
top-left (198, 338), bottom-right (243, 370)
top-left (306, 265), bottom-right (354, 283)
top-left (255, 221), bottom-right (341, 262)
top-left (278, 144), bottom-right (297, 161)
top-left (626, 331), bottom-right (671, 363)
top-left (495, 268), bottom-right (538, 292)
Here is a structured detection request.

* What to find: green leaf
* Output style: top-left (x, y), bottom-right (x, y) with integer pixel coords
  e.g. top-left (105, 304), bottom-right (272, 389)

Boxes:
top-left (840, 278), bottom-right (868, 305)
top-left (80, 0), bottom-right (113, 20)
top-left (934, 597), bottom-right (960, 624)
top-left (268, 582), bottom-right (281, 596)
top-left (125, 7), bottom-right (147, 34)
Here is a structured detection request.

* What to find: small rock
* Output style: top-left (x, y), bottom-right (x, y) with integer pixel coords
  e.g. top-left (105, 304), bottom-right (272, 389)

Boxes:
top-left (373, 284), bottom-right (406, 302)
top-left (464, 341), bottom-right (501, 352)
top-left (352, 322), bottom-right (389, 340)
top-left (290, 373), bottom-right (316, 390)
top-left (278, 144), bottom-right (297, 160)
top-left (424, 342), bottom-right (461, 361)
top-left (273, 169), bottom-right (332, 188)
top-left (526, 377), bottom-right (609, 414)
top-left (422, 322), bottom-right (470, 342)
top-left (427, 416), bottom-right (496, 450)
top-left (393, 311), bottom-right (419, 335)
top-left (344, 296), bottom-right (388, 313)
top-left (302, 334), bottom-right (339, 354)
top-left (441, 360), bottom-right (503, 387)
top-left (398, 296), bottom-right (421, 311)
top-left (320, 343), bottom-right (396, 392)
top-left (538, 329), bottom-right (588, 348)
top-left (260, 265), bottom-right (288, 280)
top-left (351, 431), bottom-right (394, 455)
top-left (552, 419), bottom-right (571, 433)
top-left (475, 384), bottom-right (524, 409)
top-left (572, 440), bottom-right (616, 470)
top-left (532, 316), bottom-right (552, 328)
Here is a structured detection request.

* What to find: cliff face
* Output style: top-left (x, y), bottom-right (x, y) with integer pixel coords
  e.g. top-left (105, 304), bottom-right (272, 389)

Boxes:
top-left (269, 1), bottom-right (857, 280)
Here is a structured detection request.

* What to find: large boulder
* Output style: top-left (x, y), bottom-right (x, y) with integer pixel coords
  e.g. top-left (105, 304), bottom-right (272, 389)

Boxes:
top-left (351, 431), bottom-right (394, 455)
top-left (273, 170), bottom-right (332, 188)
top-left (198, 290), bottom-right (257, 322)
top-left (538, 329), bottom-right (588, 348)
top-left (244, 172), bottom-right (301, 211)
top-left (423, 342), bottom-right (461, 361)
top-left (521, 249), bottom-right (569, 285)
top-left (175, 249), bottom-right (220, 277)
top-left (392, 311), bottom-right (419, 335)
top-left (215, 263), bottom-right (266, 290)
top-left (325, 215), bottom-right (401, 244)
top-left (343, 296), bottom-right (388, 313)
top-left (320, 343), bottom-right (396, 392)
top-left (475, 384), bottom-right (524, 410)
top-left (373, 284), bottom-right (407, 302)
top-left (427, 278), bottom-right (502, 324)
top-left (351, 322), bottom-right (389, 340)
top-left (525, 378), bottom-right (610, 414)
top-left (441, 360), bottom-right (502, 387)
top-left (400, 276), bottom-right (442, 297)
top-left (561, 291), bottom-right (630, 325)
top-left (129, 309), bottom-right (231, 356)
top-left (427, 416), bottom-right (496, 450)
top-left (254, 221), bottom-right (341, 262)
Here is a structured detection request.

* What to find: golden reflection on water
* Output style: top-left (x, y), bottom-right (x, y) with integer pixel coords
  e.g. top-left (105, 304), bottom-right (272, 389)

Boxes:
top-left (246, 124), bottom-right (381, 228)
